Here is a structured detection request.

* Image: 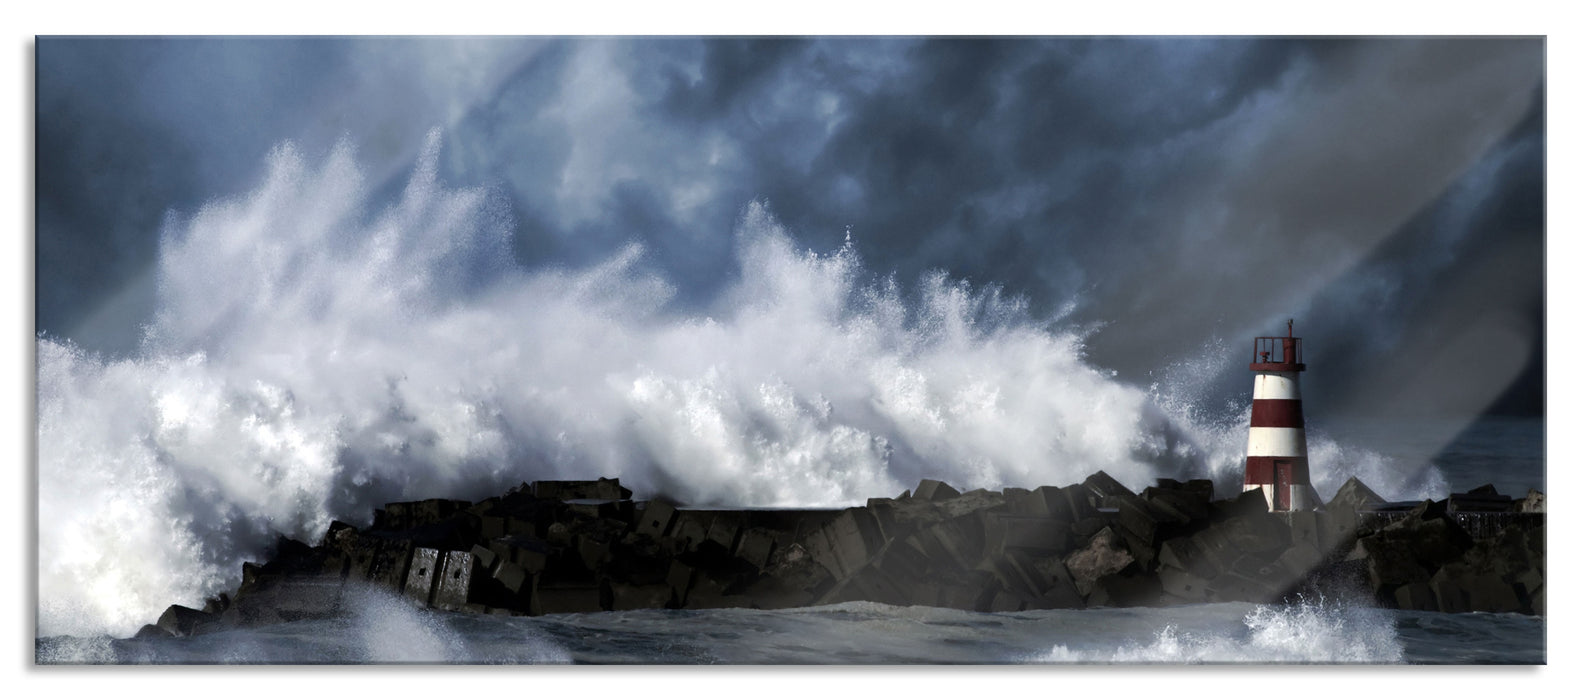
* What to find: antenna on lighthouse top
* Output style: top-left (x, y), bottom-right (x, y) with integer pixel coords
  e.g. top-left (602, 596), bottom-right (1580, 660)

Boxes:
top-left (1287, 319), bottom-right (1293, 337)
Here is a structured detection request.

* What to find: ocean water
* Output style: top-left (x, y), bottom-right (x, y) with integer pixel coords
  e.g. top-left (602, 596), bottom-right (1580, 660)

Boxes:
top-left (35, 592), bottom-right (1543, 665)
top-left (34, 135), bottom-right (1544, 663)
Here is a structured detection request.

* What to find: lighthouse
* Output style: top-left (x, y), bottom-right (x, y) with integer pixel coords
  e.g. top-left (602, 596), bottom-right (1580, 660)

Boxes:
top-left (1245, 320), bottom-right (1321, 511)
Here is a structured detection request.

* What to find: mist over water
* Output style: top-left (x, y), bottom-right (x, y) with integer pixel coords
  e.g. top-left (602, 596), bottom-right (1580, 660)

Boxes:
top-left (37, 134), bottom-right (1440, 639)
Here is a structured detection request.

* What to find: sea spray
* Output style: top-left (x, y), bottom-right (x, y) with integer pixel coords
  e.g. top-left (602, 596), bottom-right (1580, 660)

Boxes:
top-left (37, 133), bottom-right (1435, 638)
top-left (1042, 597), bottom-right (1406, 664)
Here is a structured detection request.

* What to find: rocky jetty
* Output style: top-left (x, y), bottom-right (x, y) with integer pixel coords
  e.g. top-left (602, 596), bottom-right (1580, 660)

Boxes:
top-left (133, 474), bottom-right (1546, 639)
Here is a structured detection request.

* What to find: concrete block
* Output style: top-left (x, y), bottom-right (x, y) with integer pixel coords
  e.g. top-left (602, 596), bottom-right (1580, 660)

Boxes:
top-left (914, 478), bottom-right (962, 501)
top-left (488, 535), bottom-right (550, 574)
top-left (735, 527), bottom-right (777, 571)
top-left (905, 518), bottom-right (983, 573)
top-left (809, 508), bottom-right (884, 580)
top-left (155, 604), bottom-right (215, 638)
top-left (986, 588), bottom-right (1026, 612)
top-left (469, 544), bottom-right (498, 573)
top-left (1207, 570), bottom-right (1281, 603)
top-left (1277, 541), bottom-right (1326, 578)
top-left (1088, 573), bottom-right (1162, 608)
top-left (1327, 477), bottom-right (1385, 512)
top-left (1142, 487), bottom-right (1212, 523)
top-left (1348, 536), bottom-right (1428, 595)
top-left (1082, 471), bottom-right (1136, 501)
top-left (667, 560), bottom-right (695, 603)
top-left (1228, 553), bottom-right (1294, 592)
top-left (433, 550), bottom-right (479, 611)
top-left (1214, 489), bottom-right (1270, 520)
top-left (532, 478), bottom-right (632, 501)
top-left (986, 513), bottom-right (1069, 555)
top-left (1158, 536), bottom-right (1221, 580)
top-left (1011, 485), bottom-right (1076, 524)
top-left (1062, 485), bottom-right (1099, 521)
top-left (1378, 512), bottom-right (1472, 567)
top-left (1157, 565), bottom-right (1212, 603)
top-left (1393, 581), bottom-right (1438, 611)
top-left (608, 582), bottom-right (673, 610)
top-left (706, 513), bottom-right (743, 552)
top-left (577, 534), bottom-right (612, 571)
top-left (1468, 573), bottom-right (1523, 613)
top-left (479, 515), bottom-right (509, 540)
top-left (1028, 577), bottom-right (1086, 610)
top-left (1282, 510), bottom-right (1326, 552)
top-left (1217, 513), bottom-right (1290, 554)
top-left (493, 561), bottom-right (532, 597)
top-left (403, 547), bottom-right (442, 607)
top-left (368, 538), bottom-right (414, 592)
top-left (670, 513), bottom-right (711, 553)
top-left (1430, 565), bottom-right (1472, 613)
top-left (532, 582), bottom-right (604, 615)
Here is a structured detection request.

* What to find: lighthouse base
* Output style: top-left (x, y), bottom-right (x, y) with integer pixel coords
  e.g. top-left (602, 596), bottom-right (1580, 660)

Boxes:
top-left (1244, 483), bottom-right (1321, 512)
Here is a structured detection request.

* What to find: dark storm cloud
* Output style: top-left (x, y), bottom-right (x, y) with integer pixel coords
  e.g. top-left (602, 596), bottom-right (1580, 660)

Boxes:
top-left (36, 36), bottom-right (1545, 417)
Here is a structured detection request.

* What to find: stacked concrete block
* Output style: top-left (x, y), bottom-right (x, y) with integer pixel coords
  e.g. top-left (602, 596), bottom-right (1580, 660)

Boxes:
top-left (134, 474), bottom-right (1547, 637)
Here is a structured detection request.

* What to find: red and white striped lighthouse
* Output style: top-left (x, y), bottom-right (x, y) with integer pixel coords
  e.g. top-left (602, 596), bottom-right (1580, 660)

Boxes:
top-left (1245, 320), bottom-right (1321, 511)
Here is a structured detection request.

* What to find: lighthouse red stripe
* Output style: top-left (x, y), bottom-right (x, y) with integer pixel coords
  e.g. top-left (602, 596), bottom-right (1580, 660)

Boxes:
top-left (1243, 456), bottom-right (1310, 485)
top-left (1250, 399), bottom-right (1304, 428)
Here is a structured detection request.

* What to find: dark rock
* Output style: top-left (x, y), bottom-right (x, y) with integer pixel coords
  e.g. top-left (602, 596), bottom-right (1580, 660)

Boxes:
top-left (1063, 527), bottom-right (1135, 596)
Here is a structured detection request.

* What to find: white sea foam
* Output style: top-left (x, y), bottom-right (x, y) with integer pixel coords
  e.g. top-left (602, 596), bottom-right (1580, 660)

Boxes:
top-left (37, 133), bottom-right (1428, 638)
top-left (1042, 598), bottom-right (1405, 664)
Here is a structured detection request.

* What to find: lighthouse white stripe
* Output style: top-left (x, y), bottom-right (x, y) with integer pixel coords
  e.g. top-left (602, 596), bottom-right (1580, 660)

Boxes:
top-left (1251, 372), bottom-right (1302, 400)
top-left (1247, 427), bottom-right (1307, 457)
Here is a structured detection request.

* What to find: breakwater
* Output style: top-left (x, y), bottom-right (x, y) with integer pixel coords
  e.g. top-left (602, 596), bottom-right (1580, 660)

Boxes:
top-left (133, 473), bottom-right (1545, 639)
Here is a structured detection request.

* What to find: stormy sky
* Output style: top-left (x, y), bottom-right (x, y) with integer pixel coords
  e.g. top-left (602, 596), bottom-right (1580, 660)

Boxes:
top-left (35, 37), bottom-right (1545, 421)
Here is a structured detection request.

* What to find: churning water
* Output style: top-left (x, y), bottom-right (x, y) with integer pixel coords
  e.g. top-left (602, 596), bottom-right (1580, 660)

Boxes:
top-left (37, 134), bottom-right (1517, 657)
